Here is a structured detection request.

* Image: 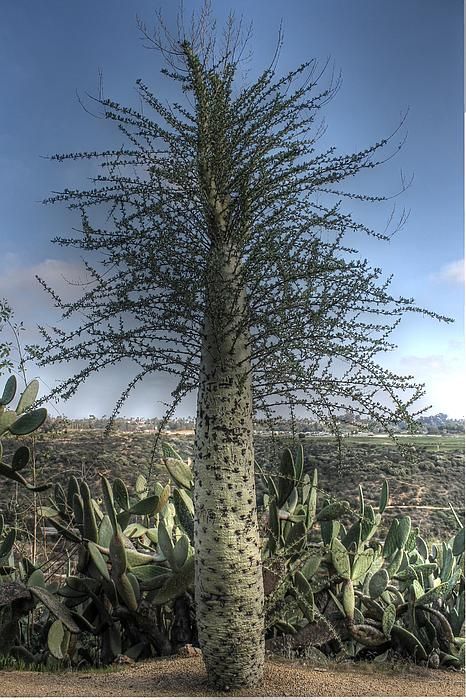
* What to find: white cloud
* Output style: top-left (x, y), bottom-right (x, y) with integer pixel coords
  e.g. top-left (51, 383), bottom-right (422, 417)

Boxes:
top-left (400, 353), bottom-right (463, 374)
top-left (398, 353), bottom-right (465, 418)
top-left (0, 256), bottom-right (90, 319)
top-left (433, 258), bottom-right (464, 285)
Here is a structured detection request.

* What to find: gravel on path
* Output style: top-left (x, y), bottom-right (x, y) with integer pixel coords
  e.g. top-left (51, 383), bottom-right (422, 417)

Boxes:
top-left (0, 656), bottom-right (463, 697)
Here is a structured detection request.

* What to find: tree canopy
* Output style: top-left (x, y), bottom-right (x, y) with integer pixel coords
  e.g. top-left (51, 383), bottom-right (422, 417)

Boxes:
top-left (30, 10), bottom-right (448, 432)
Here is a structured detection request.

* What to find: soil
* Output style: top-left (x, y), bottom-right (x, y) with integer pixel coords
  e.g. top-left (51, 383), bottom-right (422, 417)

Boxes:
top-left (0, 656), bottom-right (463, 697)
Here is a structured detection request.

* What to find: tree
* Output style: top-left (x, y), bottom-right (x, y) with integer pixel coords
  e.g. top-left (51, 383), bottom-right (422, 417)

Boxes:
top-left (30, 7), bottom-right (448, 689)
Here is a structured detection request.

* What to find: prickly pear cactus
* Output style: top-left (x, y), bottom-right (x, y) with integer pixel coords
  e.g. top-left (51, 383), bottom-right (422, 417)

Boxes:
top-left (0, 375), bottom-right (50, 491)
top-left (41, 465), bottom-right (197, 665)
top-left (259, 445), bottom-right (465, 669)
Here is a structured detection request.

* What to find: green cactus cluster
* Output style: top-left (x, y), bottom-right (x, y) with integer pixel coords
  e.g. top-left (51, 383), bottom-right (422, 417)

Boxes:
top-left (42, 464), bottom-right (196, 664)
top-left (0, 431), bottom-right (462, 671)
top-left (0, 438), bottom-right (196, 667)
top-left (259, 445), bottom-right (465, 669)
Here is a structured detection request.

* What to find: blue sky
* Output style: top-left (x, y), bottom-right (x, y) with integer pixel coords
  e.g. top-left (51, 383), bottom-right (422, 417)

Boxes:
top-left (0, 0), bottom-right (463, 419)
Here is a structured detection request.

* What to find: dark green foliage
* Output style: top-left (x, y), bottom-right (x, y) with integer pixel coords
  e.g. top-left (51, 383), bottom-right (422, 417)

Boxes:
top-left (0, 377), bottom-right (50, 492)
top-left (11, 446), bottom-right (30, 471)
top-left (0, 376), bottom-right (16, 406)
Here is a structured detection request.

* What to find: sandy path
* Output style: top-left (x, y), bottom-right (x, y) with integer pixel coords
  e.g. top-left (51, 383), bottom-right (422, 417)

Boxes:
top-left (0, 657), bottom-right (463, 697)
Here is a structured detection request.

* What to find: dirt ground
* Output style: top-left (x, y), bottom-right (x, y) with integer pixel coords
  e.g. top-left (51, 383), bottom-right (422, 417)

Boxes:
top-left (0, 656), bottom-right (463, 697)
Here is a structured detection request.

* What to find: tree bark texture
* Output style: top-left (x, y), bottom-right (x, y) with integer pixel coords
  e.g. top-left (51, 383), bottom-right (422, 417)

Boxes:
top-left (193, 246), bottom-right (264, 689)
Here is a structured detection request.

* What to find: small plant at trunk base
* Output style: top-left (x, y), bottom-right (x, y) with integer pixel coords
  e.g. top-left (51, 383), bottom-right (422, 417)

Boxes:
top-left (259, 445), bottom-right (464, 670)
top-left (28, 5), bottom-right (451, 688)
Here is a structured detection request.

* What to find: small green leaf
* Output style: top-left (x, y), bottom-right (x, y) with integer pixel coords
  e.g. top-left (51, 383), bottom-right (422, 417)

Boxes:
top-left (161, 442), bottom-right (184, 462)
top-left (155, 483), bottom-right (171, 514)
top-left (0, 376), bottom-right (16, 406)
top-left (29, 586), bottom-right (81, 633)
top-left (173, 488), bottom-right (194, 541)
top-left (284, 487), bottom-right (299, 514)
top-left (130, 563), bottom-right (169, 582)
top-left (383, 518), bottom-right (400, 558)
top-left (47, 619), bottom-right (66, 660)
top-left (285, 520), bottom-right (306, 549)
top-left (0, 529), bottom-right (16, 558)
top-left (361, 505), bottom-right (377, 541)
top-left (130, 494), bottom-right (159, 516)
top-left (277, 448), bottom-right (295, 507)
top-left (416, 582), bottom-right (451, 606)
top-left (342, 579), bottom-right (355, 620)
top-left (328, 589), bottom-right (346, 617)
top-left (317, 500), bottom-right (351, 521)
top-left (124, 523), bottom-right (147, 538)
top-left (8, 408), bottom-right (47, 435)
top-left (301, 552), bottom-right (322, 580)
top-left (135, 474), bottom-right (147, 496)
top-left (358, 484), bottom-right (364, 516)
top-left (113, 478), bottom-right (130, 511)
top-left (109, 531), bottom-right (127, 577)
top-left (453, 527), bottom-right (465, 557)
top-left (15, 379), bottom-right (39, 414)
top-left (101, 474), bottom-right (118, 533)
top-left (351, 548), bottom-right (374, 582)
top-left (412, 579), bottom-right (424, 599)
top-left (386, 548), bottom-right (404, 577)
top-left (275, 620), bottom-right (297, 635)
top-left (151, 555), bottom-right (194, 604)
top-left (27, 568), bottom-right (46, 588)
top-left (11, 445), bottom-right (30, 471)
top-left (88, 541), bottom-right (110, 581)
top-left (98, 515), bottom-right (113, 548)
top-left (382, 603), bottom-right (396, 637)
top-left (173, 534), bottom-right (190, 571)
top-left (125, 549), bottom-right (159, 568)
top-left (369, 569), bottom-right (389, 599)
top-left (0, 410), bottom-right (16, 435)
top-left (395, 516), bottom-right (411, 550)
top-left (294, 444), bottom-right (304, 484)
top-left (268, 500), bottom-right (280, 553)
top-left (164, 458), bottom-right (193, 490)
top-left (158, 519), bottom-right (175, 568)
top-left (331, 538), bottom-right (351, 579)
top-left (379, 480), bottom-right (389, 514)
top-left (320, 518), bottom-right (340, 545)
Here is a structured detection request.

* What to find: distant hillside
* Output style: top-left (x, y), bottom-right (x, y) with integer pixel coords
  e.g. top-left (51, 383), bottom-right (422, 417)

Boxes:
top-left (1, 430), bottom-right (463, 541)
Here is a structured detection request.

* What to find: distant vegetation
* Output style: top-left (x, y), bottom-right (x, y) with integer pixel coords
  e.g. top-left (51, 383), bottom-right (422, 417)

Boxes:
top-left (42, 412), bottom-right (465, 436)
top-left (2, 428), bottom-right (463, 542)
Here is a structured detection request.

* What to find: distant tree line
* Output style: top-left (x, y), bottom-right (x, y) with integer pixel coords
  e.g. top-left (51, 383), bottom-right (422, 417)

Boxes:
top-left (42, 413), bottom-right (464, 435)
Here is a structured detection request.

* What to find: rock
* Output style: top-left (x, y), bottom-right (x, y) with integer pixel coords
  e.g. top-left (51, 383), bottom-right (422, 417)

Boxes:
top-left (114, 655), bottom-right (135, 665)
top-left (177, 644), bottom-right (202, 658)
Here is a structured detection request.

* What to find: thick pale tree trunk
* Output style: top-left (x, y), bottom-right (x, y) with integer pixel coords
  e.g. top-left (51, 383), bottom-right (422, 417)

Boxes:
top-left (193, 245), bottom-right (264, 689)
